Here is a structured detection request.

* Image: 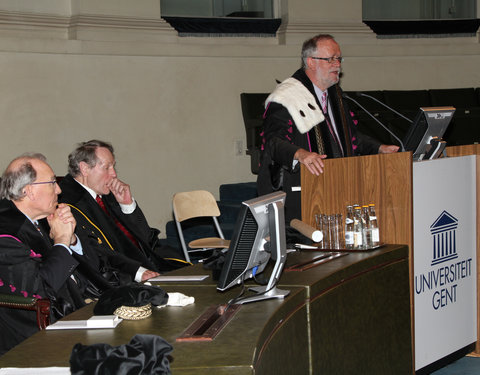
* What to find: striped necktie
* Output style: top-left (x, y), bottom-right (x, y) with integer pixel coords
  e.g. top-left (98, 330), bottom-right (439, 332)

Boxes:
top-left (96, 195), bottom-right (140, 248)
top-left (321, 92), bottom-right (344, 157)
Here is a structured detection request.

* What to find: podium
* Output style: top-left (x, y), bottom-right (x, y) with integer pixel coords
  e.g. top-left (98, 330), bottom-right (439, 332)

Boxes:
top-left (301, 147), bottom-right (478, 372)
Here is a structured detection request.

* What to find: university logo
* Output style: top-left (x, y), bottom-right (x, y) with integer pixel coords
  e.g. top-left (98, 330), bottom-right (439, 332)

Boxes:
top-left (430, 210), bottom-right (458, 266)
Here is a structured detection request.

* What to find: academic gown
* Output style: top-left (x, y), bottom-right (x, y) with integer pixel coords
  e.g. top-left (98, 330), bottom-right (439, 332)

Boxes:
top-left (0, 199), bottom-right (85, 355)
top-left (59, 174), bottom-right (186, 274)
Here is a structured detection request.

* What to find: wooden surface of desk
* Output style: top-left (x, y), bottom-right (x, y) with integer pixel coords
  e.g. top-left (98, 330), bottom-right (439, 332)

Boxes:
top-left (0, 245), bottom-right (412, 374)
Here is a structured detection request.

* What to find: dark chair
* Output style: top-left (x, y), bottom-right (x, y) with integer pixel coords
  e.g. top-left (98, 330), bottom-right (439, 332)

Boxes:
top-left (443, 107), bottom-right (480, 146)
top-left (383, 89), bottom-right (432, 112)
top-left (240, 93), bottom-right (269, 174)
top-left (429, 87), bottom-right (478, 108)
top-left (0, 293), bottom-right (51, 330)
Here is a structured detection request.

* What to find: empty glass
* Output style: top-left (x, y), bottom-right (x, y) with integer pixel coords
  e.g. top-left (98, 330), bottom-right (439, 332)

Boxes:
top-left (323, 215), bottom-right (333, 249)
top-left (333, 214), bottom-right (344, 249)
top-left (314, 214), bottom-right (324, 249)
top-left (314, 213), bottom-right (344, 249)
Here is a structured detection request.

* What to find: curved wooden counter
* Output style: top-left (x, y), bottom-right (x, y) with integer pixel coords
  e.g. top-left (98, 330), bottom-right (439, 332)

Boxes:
top-left (0, 245), bottom-right (412, 374)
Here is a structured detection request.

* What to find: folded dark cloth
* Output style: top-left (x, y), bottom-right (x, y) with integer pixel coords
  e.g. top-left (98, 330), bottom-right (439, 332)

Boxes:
top-left (70, 334), bottom-right (173, 375)
top-left (93, 284), bottom-right (169, 315)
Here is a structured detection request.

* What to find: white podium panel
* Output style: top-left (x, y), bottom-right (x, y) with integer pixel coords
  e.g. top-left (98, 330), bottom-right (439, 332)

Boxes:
top-left (413, 156), bottom-right (477, 370)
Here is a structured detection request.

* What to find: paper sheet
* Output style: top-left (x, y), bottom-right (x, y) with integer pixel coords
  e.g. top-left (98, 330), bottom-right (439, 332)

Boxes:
top-left (148, 275), bottom-right (209, 282)
top-left (0, 368), bottom-right (70, 375)
top-left (45, 315), bottom-right (122, 330)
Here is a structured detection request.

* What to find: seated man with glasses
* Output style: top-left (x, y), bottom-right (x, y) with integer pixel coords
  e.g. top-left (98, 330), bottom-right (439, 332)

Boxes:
top-left (0, 153), bottom-right (86, 355)
top-left (257, 33), bottom-right (399, 223)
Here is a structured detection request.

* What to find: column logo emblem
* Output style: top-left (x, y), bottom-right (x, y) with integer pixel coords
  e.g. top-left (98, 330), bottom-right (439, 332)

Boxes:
top-left (430, 210), bottom-right (458, 266)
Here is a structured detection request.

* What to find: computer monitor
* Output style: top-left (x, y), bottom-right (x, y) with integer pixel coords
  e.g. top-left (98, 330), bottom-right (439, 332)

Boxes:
top-left (402, 106), bottom-right (455, 161)
top-left (217, 191), bottom-right (290, 304)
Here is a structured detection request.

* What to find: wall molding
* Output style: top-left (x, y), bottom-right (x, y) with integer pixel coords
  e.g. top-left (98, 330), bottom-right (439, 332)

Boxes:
top-left (277, 20), bottom-right (376, 44)
top-left (0, 10), bottom-right (177, 41)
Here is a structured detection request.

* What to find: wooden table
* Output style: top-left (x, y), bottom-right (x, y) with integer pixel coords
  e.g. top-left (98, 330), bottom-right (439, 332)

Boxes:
top-left (0, 244), bottom-right (412, 374)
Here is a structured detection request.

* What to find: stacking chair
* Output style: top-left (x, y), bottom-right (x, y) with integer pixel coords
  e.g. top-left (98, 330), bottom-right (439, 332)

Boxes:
top-left (173, 190), bottom-right (230, 263)
top-left (0, 293), bottom-right (51, 329)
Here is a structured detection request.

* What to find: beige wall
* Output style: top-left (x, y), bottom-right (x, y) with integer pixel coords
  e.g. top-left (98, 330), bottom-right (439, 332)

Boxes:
top-left (0, 0), bottom-right (479, 233)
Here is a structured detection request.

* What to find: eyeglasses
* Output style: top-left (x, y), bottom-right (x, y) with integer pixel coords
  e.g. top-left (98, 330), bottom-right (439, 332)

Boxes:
top-left (310, 56), bottom-right (344, 64)
top-left (30, 180), bottom-right (57, 186)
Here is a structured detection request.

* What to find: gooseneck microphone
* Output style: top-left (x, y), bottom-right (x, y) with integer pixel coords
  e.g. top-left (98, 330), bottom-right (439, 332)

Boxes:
top-left (355, 92), bottom-right (413, 124)
top-left (342, 93), bottom-right (406, 152)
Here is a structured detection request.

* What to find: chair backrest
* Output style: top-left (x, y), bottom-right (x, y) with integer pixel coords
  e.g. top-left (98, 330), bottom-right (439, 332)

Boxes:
top-left (240, 93), bottom-right (269, 174)
top-left (429, 87), bottom-right (477, 108)
top-left (173, 190), bottom-right (221, 222)
top-left (383, 89), bottom-right (432, 110)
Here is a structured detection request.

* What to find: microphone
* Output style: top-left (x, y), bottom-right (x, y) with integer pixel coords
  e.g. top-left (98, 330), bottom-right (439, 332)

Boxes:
top-left (354, 92), bottom-right (413, 124)
top-left (290, 219), bottom-right (323, 243)
top-left (342, 93), bottom-right (405, 152)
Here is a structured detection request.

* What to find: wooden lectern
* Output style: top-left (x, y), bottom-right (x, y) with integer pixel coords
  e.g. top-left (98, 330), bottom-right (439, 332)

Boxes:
top-left (301, 146), bottom-right (479, 370)
top-left (301, 151), bottom-right (414, 250)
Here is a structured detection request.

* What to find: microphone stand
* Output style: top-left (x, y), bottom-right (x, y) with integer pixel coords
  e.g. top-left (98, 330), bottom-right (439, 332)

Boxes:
top-left (342, 93), bottom-right (406, 152)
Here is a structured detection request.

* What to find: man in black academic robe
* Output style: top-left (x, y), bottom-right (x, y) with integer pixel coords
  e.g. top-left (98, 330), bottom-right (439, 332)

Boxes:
top-left (257, 34), bottom-right (399, 223)
top-left (0, 154), bottom-right (85, 355)
top-left (59, 140), bottom-right (187, 279)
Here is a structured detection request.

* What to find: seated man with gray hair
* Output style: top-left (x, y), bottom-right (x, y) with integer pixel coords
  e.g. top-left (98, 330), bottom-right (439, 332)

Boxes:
top-left (59, 140), bottom-right (188, 276)
top-left (0, 153), bottom-right (86, 355)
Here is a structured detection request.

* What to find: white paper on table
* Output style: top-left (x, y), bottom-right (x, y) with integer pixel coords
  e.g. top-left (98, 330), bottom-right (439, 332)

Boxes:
top-left (0, 367), bottom-right (70, 375)
top-left (45, 315), bottom-right (122, 330)
top-left (148, 275), bottom-right (209, 282)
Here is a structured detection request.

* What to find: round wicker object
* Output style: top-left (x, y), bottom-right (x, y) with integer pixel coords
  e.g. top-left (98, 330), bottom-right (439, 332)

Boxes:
top-left (114, 303), bottom-right (152, 320)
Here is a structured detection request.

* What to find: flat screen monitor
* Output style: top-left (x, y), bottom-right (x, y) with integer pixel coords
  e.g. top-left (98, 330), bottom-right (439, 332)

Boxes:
top-left (402, 106), bottom-right (455, 161)
top-left (217, 191), bottom-right (290, 304)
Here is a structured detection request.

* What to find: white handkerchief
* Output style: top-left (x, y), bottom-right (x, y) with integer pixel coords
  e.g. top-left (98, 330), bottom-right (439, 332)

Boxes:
top-left (157, 292), bottom-right (195, 308)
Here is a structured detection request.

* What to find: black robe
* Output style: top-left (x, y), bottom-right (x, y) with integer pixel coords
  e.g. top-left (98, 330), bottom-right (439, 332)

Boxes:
top-left (59, 174), bottom-right (187, 274)
top-left (0, 199), bottom-right (85, 355)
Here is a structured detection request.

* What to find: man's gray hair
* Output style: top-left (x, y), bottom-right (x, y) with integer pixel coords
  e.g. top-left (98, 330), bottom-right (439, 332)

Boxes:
top-left (0, 153), bottom-right (47, 200)
top-left (301, 34), bottom-right (335, 69)
top-left (68, 140), bottom-right (115, 177)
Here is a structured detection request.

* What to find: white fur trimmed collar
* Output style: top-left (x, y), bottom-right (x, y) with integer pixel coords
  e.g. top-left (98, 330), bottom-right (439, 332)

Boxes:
top-left (265, 77), bottom-right (324, 134)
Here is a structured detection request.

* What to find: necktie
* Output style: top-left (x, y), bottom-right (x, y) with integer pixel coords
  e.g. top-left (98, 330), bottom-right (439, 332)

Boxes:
top-left (321, 92), bottom-right (344, 157)
top-left (96, 195), bottom-right (140, 248)
top-left (321, 92), bottom-right (328, 113)
top-left (33, 221), bottom-right (43, 236)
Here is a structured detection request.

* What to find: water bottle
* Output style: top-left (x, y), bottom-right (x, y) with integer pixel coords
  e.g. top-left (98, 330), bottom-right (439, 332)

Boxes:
top-left (345, 206), bottom-right (354, 249)
top-left (361, 205), bottom-right (370, 248)
top-left (368, 204), bottom-right (380, 247)
top-left (353, 206), bottom-right (363, 250)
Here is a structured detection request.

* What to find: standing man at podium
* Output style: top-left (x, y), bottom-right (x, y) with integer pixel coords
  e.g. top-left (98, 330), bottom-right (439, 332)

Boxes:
top-left (257, 34), bottom-right (398, 222)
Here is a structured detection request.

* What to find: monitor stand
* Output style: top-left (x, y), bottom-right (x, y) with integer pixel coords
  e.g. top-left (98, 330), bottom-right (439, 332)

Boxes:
top-left (423, 137), bottom-right (447, 160)
top-left (236, 200), bottom-right (290, 305)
